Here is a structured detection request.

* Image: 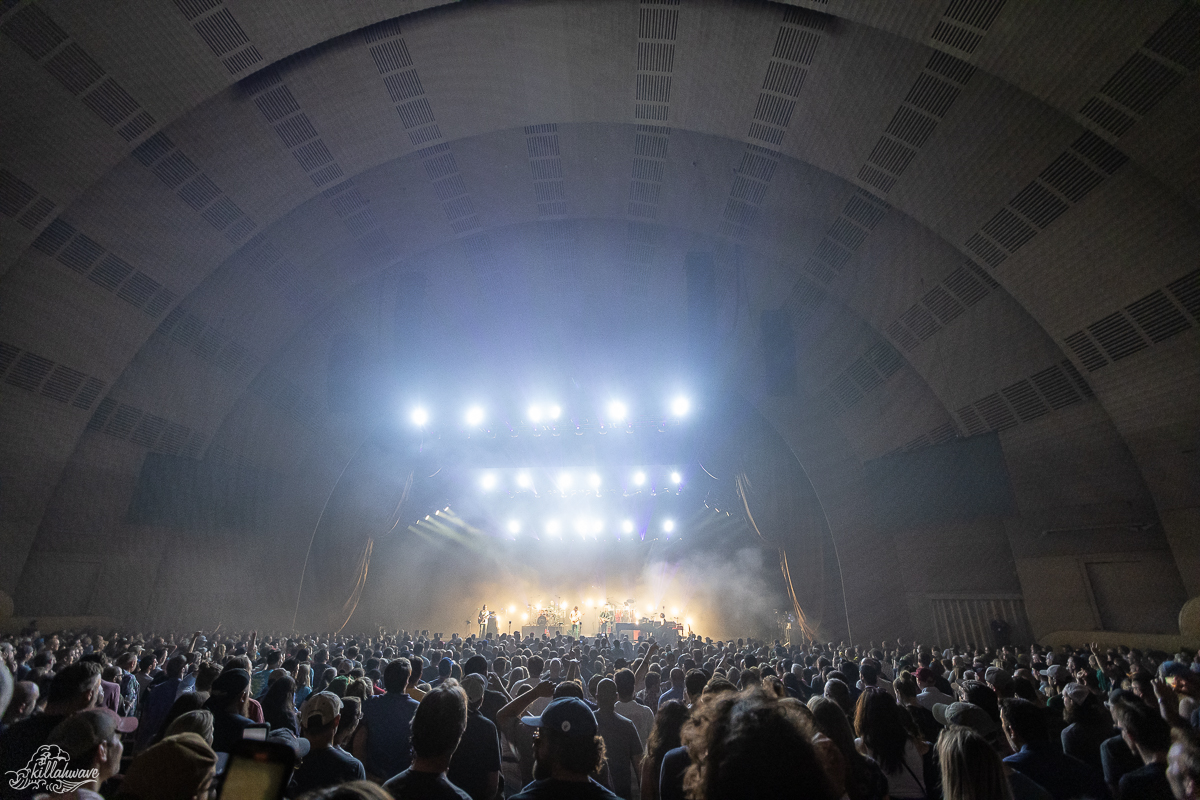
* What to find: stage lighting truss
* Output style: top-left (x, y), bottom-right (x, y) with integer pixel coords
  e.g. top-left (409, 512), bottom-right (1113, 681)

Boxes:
top-left (473, 467), bottom-right (685, 496)
top-left (401, 394), bottom-right (695, 434)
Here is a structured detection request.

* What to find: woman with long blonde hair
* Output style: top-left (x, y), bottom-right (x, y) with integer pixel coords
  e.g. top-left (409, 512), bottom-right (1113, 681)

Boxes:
top-left (938, 725), bottom-right (1013, 800)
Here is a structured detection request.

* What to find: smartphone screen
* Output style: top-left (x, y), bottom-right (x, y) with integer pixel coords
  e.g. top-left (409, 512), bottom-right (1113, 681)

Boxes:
top-left (242, 725), bottom-right (268, 741)
top-left (218, 743), bottom-right (293, 800)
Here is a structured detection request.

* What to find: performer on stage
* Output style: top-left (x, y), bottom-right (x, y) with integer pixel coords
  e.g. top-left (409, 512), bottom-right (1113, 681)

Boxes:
top-left (568, 605), bottom-right (582, 637)
top-left (486, 609), bottom-right (499, 638)
top-left (478, 604), bottom-right (489, 638)
top-left (599, 603), bottom-right (614, 635)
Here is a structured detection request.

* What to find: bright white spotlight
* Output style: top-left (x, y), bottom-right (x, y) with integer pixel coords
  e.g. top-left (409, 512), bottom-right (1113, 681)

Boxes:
top-left (506, 519), bottom-right (521, 534)
top-left (588, 473), bottom-right (602, 488)
top-left (481, 473), bottom-right (497, 491)
top-left (561, 601), bottom-right (568, 610)
top-left (633, 471), bottom-right (646, 486)
top-left (573, 517), bottom-right (588, 536)
top-left (545, 519), bottom-right (561, 536)
top-left (671, 607), bottom-right (680, 615)
top-left (465, 405), bottom-right (485, 426)
top-left (508, 605), bottom-right (516, 614)
top-left (517, 472), bottom-right (532, 488)
top-left (671, 471), bottom-right (682, 484)
top-left (607, 400), bottom-right (627, 421)
top-left (522, 613), bottom-right (529, 622)
top-left (592, 519), bottom-right (604, 534)
top-left (686, 617), bottom-right (694, 626)
top-left (410, 407), bottom-right (429, 426)
top-left (670, 396), bottom-right (690, 416)
top-left (527, 404), bottom-right (542, 422)
top-left (622, 519), bottom-right (634, 534)
top-left (663, 519), bottom-right (676, 533)
top-left (558, 472), bottom-right (573, 490)
top-left (548, 404), bottom-right (562, 420)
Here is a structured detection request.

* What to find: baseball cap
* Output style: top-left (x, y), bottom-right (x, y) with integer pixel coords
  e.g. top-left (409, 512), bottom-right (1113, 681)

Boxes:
top-left (933, 702), bottom-right (998, 737)
top-left (461, 674), bottom-right (486, 706)
top-left (300, 691), bottom-right (342, 728)
top-left (984, 667), bottom-right (1012, 686)
top-left (464, 655), bottom-right (488, 676)
top-left (1039, 664), bottom-right (1064, 679)
top-left (914, 667), bottom-right (934, 683)
top-left (47, 708), bottom-right (134, 763)
top-left (121, 733), bottom-right (217, 800)
top-left (1062, 682), bottom-right (1090, 704)
top-left (521, 697), bottom-right (597, 738)
top-left (210, 668), bottom-right (250, 696)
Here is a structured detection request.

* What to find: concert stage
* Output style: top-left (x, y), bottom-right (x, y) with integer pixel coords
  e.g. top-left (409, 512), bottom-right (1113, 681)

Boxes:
top-left (521, 625), bottom-right (564, 637)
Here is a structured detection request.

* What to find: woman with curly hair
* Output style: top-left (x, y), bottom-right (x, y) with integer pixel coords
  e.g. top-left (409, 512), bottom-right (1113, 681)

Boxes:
top-left (681, 687), bottom-right (837, 800)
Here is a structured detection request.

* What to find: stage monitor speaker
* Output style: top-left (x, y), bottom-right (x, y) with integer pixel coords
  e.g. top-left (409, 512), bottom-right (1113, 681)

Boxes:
top-left (760, 309), bottom-right (796, 396)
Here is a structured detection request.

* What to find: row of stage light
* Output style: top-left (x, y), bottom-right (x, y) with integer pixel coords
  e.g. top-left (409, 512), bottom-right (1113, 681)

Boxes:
top-left (420, 508), bottom-right (680, 540)
top-left (408, 395), bottom-right (692, 429)
top-left (491, 601), bottom-right (694, 627)
top-left (478, 468), bottom-right (683, 493)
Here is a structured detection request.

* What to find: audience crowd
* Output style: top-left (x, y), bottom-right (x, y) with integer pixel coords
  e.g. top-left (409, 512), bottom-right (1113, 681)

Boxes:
top-left (1, 625), bottom-right (1199, 800)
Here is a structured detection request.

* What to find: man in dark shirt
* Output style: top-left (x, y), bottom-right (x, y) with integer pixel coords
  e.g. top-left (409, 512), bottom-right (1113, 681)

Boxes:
top-left (289, 691), bottom-right (365, 796)
top-left (383, 682), bottom-right (472, 800)
top-left (1001, 698), bottom-right (1111, 800)
top-left (353, 656), bottom-right (420, 781)
top-left (203, 668), bottom-right (255, 753)
top-left (511, 696), bottom-right (618, 799)
top-left (0, 662), bottom-right (125, 800)
top-left (1114, 700), bottom-right (1174, 800)
top-left (594, 678), bottom-right (642, 800)
top-left (137, 653), bottom-right (187, 749)
top-left (448, 674), bottom-right (501, 800)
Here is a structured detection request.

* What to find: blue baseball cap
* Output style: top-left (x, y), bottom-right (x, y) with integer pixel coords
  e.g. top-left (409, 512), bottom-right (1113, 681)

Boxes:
top-left (1161, 661), bottom-right (1192, 679)
top-left (521, 697), bottom-right (597, 738)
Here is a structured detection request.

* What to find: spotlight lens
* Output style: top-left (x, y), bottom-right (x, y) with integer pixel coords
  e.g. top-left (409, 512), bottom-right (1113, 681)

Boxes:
top-left (663, 519), bottom-right (676, 533)
top-left (506, 519), bottom-right (520, 534)
top-left (633, 471), bottom-right (646, 486)
top-left (608, 401), bottom-right (627, 421)
top-left (465, 405), bottom-right (485, 426)
top-left (558, 472), bottom-right (573, 490)
top-left (508, 605), bottom-right (516, 614)
top-left (517, 472), bottom-right (532, 488)
top-left (549, 404), bottom-right (562, 420)
top-left (546, 519), bottom-right (561, 535)
top-left (671, 471), bottom-right (682, 484)
top-left (589, 473), bottom-right (601, 488)
top-left (671, 607), bottom-right (679, 615)
top-left (410, 407), bottom-right (429, 426)
top-left (622, 519), bottom-right (634, 534)
top-left (481, 473), bottom-right (496, 491)
top-left (671, 396), bottom-right (690, 416)
top-left (561, 601), bottom-right (568, 610)
top-left (528, 404), bottom-right (542, 422)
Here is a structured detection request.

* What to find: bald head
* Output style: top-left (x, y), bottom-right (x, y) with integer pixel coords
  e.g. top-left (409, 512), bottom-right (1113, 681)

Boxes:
top-left (4, 681), bottom-right (39, 722)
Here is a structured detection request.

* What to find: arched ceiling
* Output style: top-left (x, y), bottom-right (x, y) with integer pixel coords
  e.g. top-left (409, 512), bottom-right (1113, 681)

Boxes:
top-left (2, 0), bottom-right (1199, 624)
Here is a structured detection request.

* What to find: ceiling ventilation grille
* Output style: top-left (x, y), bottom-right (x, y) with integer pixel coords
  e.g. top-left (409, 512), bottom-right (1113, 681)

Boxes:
top-left (0, 168), bottom-right (57, 231)
top-left (361, 19), bottom-right (482, 237)
top-left (241, 68), bottom-right (393, 258)
top-left (622, 2), bottom-right (681, 297)
top-left (883, 258), bottom-right (997, 352)
top-left (155, 304), bottom-right (257, 377)
top-left (524, 124), bottom-right (566, 218)
top-left (0, 339), bottom-right (107, 410)
top-left (819, 339), bottom-right (906, 417)
top-left (28, 218), bottom-right (179, 318)
top-left (961, 10), bottom-right (1195, 269)
top-left (1077, 4), bottom-right (1199, 140)
top-left (174, 1), bottom-right (263, 75)
top-left (787, 44), bottom-right (987, 326)
top-left (1, 3), bottom-right (158, 141)
top-left (1062, 273), bottom-right (1197, 372)
top-left (950, 359), bottom-right (1092, 435)
top-left (85, 395), bottom-right (204, 457)
top-left (130, 132), bottom-right (258, 244)
top-left (928, 0), bottom-right (1006, 55)
top-left (718, 10), bottom-right (829, 246)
